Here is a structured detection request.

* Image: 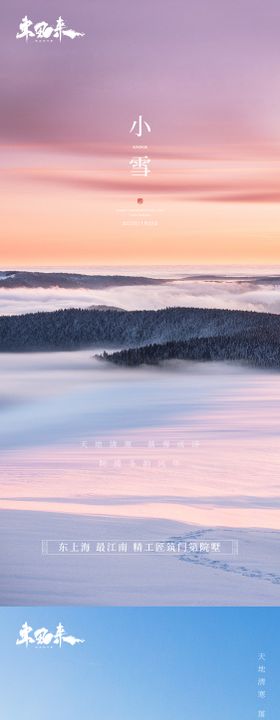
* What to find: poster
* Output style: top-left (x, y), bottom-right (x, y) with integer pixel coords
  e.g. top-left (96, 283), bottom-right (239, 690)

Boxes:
top-left (0, 2), bottom-right (279, 715)
top-left (2, 607), bottom-right (279, 719)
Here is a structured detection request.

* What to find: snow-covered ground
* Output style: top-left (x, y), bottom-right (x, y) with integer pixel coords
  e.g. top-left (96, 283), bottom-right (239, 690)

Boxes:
top-left (0, 351), bottom-right (279, 604)
top-left (0, 511), bottom-right (279, 605)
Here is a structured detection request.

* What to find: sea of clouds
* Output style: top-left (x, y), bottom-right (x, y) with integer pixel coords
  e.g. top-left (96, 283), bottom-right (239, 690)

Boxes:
top-left (1, 272), bottom-right (280, 315)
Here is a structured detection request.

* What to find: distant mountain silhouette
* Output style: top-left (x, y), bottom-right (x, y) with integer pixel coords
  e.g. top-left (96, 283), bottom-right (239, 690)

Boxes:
top-left (1, 269), bottom-right (280, 290)
top-left (0, 271), bottom-right (167, 289)
top-left (87, 304), bottom-right (126, 312)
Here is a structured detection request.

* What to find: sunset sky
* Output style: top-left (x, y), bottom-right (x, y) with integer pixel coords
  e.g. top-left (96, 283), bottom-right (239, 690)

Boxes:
top-left (2, 0), bottom-right (280, 265)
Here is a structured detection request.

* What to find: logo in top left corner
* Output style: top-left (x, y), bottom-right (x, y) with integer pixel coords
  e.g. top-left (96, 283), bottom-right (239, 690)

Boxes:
top-left (16, 16), bottom-right (85, 43)
top-left (16, 621), bottom-right (85, 649)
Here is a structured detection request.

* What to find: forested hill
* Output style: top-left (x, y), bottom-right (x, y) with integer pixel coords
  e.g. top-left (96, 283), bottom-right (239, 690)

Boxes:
top-left (0, 306), bottom-right (279, 352)
top-left (101, 335), bottom-right (280, 370)
top-left (0, 271), bottom-right (167, 289)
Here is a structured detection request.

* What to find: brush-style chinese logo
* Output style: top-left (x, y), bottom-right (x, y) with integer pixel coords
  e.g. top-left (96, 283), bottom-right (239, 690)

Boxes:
top-left (16, 16), bottom-right (85, 42)
top-left (16, 622), bottom-right (85, 648)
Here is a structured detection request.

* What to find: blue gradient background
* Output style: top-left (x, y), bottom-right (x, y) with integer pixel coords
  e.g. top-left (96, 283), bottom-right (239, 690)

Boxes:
top-left (0, 607), bottom-right (278, 719)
